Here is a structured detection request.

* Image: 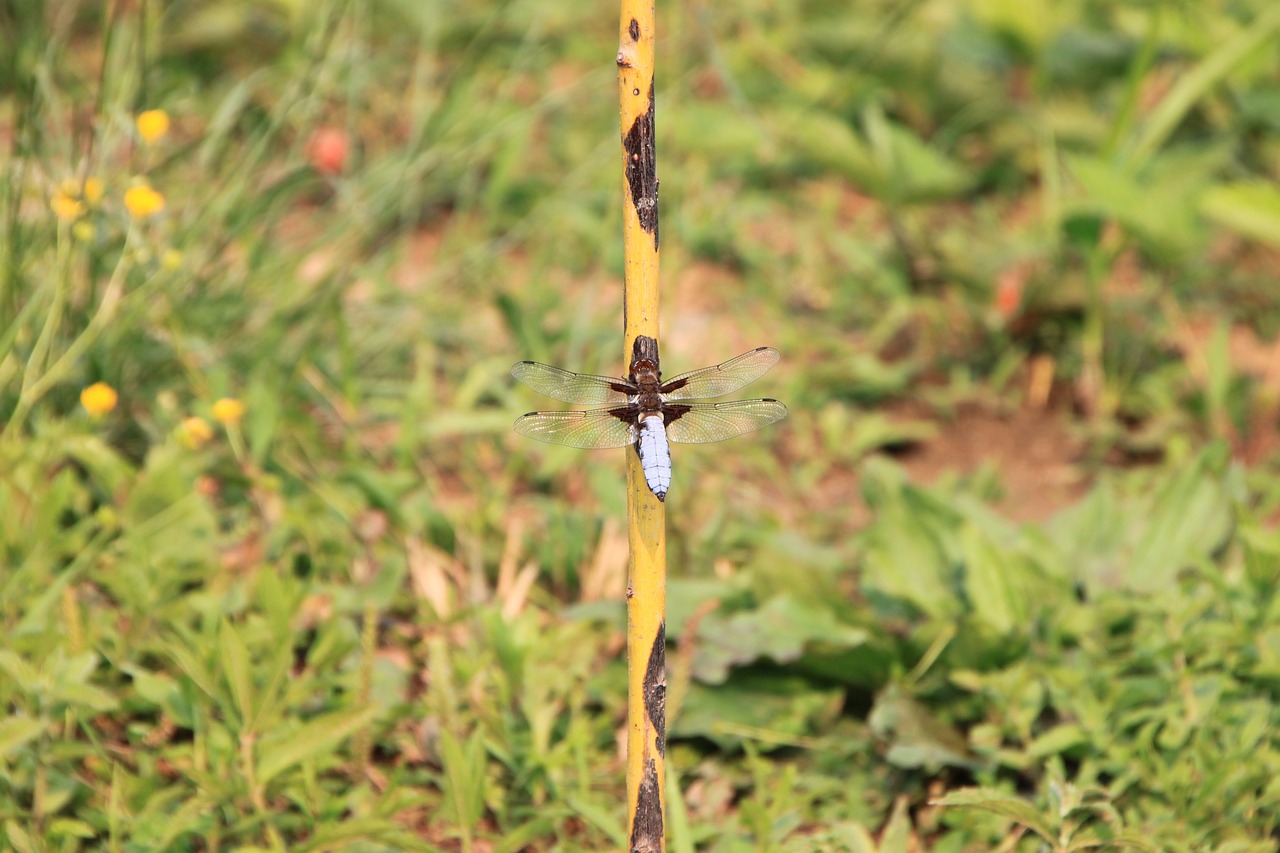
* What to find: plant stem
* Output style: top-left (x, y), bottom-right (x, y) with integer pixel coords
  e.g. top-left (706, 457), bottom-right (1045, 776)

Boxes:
top-left (618, 2), bottom-right (667, 851)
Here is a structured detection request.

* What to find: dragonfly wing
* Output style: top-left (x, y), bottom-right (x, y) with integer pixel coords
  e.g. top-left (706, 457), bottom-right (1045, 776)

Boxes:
top-left (664, 399), bottom-right (788, 444)
top-left (511, 361), bottom-right (631, 404)
top-left (513, 408), bottom-right (635, 449)
top-left (660, 347), bottom-right (780, 400)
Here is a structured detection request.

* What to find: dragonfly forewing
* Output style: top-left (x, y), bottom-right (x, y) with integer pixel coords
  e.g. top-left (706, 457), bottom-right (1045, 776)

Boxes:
top-left (511, 361), bottom-right (631, 405)
top-left (660, 347), bottom-right (780, 401)
top-left (664, 399), bottom-right (788, 444)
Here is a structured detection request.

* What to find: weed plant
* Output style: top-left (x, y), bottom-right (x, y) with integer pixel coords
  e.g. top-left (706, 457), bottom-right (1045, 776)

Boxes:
top-left (2, 0), bottom-right (1280, 850)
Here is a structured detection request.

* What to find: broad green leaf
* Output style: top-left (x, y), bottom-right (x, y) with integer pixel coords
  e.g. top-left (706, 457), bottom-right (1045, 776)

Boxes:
top-left (1202, 182), bottom-right (1280, 248)
top-left (256, 706), bottom-right (377, 786)
top-left (932, 787), bottom-right (1056, 843)
top-left (1127, 452), bottom-right (1233, 592)
top-left (880, 796), bottom-right (912, 853)
top-left (961, 523), bottom-right (1027, 635)
top-left (674, 673), bottom-right (844, 751)
top-left (692, 594), bottom-right (872, 684)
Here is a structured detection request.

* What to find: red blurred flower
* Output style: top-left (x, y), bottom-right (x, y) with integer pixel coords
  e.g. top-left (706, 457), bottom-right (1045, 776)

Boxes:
top-left (306, 127), bottom-right (349, 175)
top-left (994, 268), bottom-right (1025, 320)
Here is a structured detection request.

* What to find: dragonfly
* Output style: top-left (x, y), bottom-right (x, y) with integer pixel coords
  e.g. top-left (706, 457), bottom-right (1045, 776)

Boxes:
top-left (511, 336), bottom-right (787, 501)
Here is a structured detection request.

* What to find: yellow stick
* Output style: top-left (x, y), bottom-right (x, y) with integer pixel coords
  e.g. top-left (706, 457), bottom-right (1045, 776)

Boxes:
top-left (617, 2), bottom-right (665, 851)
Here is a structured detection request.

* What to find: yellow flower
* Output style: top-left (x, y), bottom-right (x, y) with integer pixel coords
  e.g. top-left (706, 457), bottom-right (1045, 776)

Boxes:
top-left (212, 397), bottom-right (245, 426)
top-left (83, 177), bottom-right (104, 206)
top-left (124, 184), bottom-right (165, 219)
top-left (136, 109), bottom-right (171, 144)
top-left (51, 187), bottom-right (84, 221)
top-left (161, 249), bottom-right (183, 270)
top-left (180, 416), bottom-right (214, 448)
top-left (81, 382), bottom-right (118, 416)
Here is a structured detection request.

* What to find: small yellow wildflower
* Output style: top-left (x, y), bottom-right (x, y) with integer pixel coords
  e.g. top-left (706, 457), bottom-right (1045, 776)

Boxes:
top-left (83, 177), bottom-right (104, 206)
top-left (80, 382), bottom-right (118, 416)
top-left (161, 249), bottom-right (184, 270)
top-left (136, 109), bottom-right (171, 144)
top-left (72, 222), bottom-right (96, 242)
top-left (51, 186), bottom-right (84, 221)
top-left (180, 416), bottom-right (214, 448)
top-left (124, 184), bottom-right (165, 219)
top-left (212, 397), bottom-right (246, 426)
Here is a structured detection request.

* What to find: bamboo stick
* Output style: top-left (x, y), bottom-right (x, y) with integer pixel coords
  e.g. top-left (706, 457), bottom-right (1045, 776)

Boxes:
top-left (617, 2), bottom-right (666, 851)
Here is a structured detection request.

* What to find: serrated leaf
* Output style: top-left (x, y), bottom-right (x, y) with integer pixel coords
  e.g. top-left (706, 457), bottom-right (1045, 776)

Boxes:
top-left (256, 706), bottom-right (377, 786)
top-left (932, 787), bottom-right (1056, 842)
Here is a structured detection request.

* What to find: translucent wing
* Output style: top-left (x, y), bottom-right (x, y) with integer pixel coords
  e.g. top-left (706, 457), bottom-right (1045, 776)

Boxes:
top-left (511, 361), bottom-right (631, 405)
top-left (513, 408), bottom-right (635, 449)
top-left (665, 399), bottom-right (788, 444)
top-left (660, 347), bottom-right (781, 401)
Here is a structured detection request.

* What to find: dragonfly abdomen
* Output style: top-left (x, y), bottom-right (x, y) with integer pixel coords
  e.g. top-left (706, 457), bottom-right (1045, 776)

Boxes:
top-left (636, 413), bottom-right (671, 501)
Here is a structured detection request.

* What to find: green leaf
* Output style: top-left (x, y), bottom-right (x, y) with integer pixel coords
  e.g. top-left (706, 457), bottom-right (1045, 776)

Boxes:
top-left (869, 684), bottom-right (978, 771)
top-left (439, 728), bottom-right (487, 835)
top-left (673, 672), bottom-right (843, 751)
top-left (932, 787), bottom-right (1056, 843)
top-left (1027, 723), bottom-right (1089, 759)
top-left (961, 523), bottom-right (1027, 635)
top-left (256, 706), bottom-right (377, 787)
top-left (1129, 6), bottom-right (1280, 166)
top-left (0, 716), bottom-right (47, 757)
top-left (0, 650), bottom-right (40, 688)
top-left (50, 681), bottom-right (118, 713)
top-left (879, 796), bottom-right (912, 853)
top-left (219, 620), bottom-right (255, 727)
top-left (1202, 182), bottom-right (1280, 248)
top-left (692, 594), bottom-right (872, 684)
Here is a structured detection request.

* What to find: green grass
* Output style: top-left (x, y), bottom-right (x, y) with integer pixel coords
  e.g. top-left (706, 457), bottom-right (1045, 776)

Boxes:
top-left (3, 0), bottom-right (1280, 850)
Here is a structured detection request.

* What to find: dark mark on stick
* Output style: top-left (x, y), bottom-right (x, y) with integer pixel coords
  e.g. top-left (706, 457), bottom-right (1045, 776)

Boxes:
top-left (629, 758), bottom-right (663, 853)
top-left (622, 81), bottom-right (659, 249)
top-left (644, 622), bottom-right (667, 756)
top-left (629, 19), bottom-right (640, 41)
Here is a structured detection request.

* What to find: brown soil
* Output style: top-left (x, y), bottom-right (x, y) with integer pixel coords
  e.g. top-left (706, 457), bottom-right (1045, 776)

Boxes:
top-left (890, 402), bottom-right (1087, 522)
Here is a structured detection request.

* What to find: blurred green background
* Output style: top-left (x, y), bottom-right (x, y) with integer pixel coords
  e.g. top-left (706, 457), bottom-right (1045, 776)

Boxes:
top-left (3, 0), bottom-right (1280, 850)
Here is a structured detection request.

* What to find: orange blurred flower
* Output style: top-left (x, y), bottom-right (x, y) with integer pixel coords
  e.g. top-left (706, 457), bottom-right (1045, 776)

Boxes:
top-left (51, 187), bottom-right (85, 222)
top-left (212, 397), bottom-right (245, 426)
top-left (306, 127), bottom-right (349, 175)
top-left (124, 184), bottom-right (165, 219)
top-left (81, 382), bottom-right (118, 415)
top-left (136, 109), bottom-right (171, 144)
top-left (180, 416), bottom-right (214, 448)
top-left (994, 268), bottom-right (1025, 320)
top-left (83, 177), bottom-right (104, 206)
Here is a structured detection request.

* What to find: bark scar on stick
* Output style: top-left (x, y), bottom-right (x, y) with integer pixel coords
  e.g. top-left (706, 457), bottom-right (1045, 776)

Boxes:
top-left (623, 81), bottom-right (659, 249)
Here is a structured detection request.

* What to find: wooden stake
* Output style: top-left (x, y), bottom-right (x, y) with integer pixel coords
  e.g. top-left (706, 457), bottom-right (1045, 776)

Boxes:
top-left (617, 3), bottom-right (665, 851)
